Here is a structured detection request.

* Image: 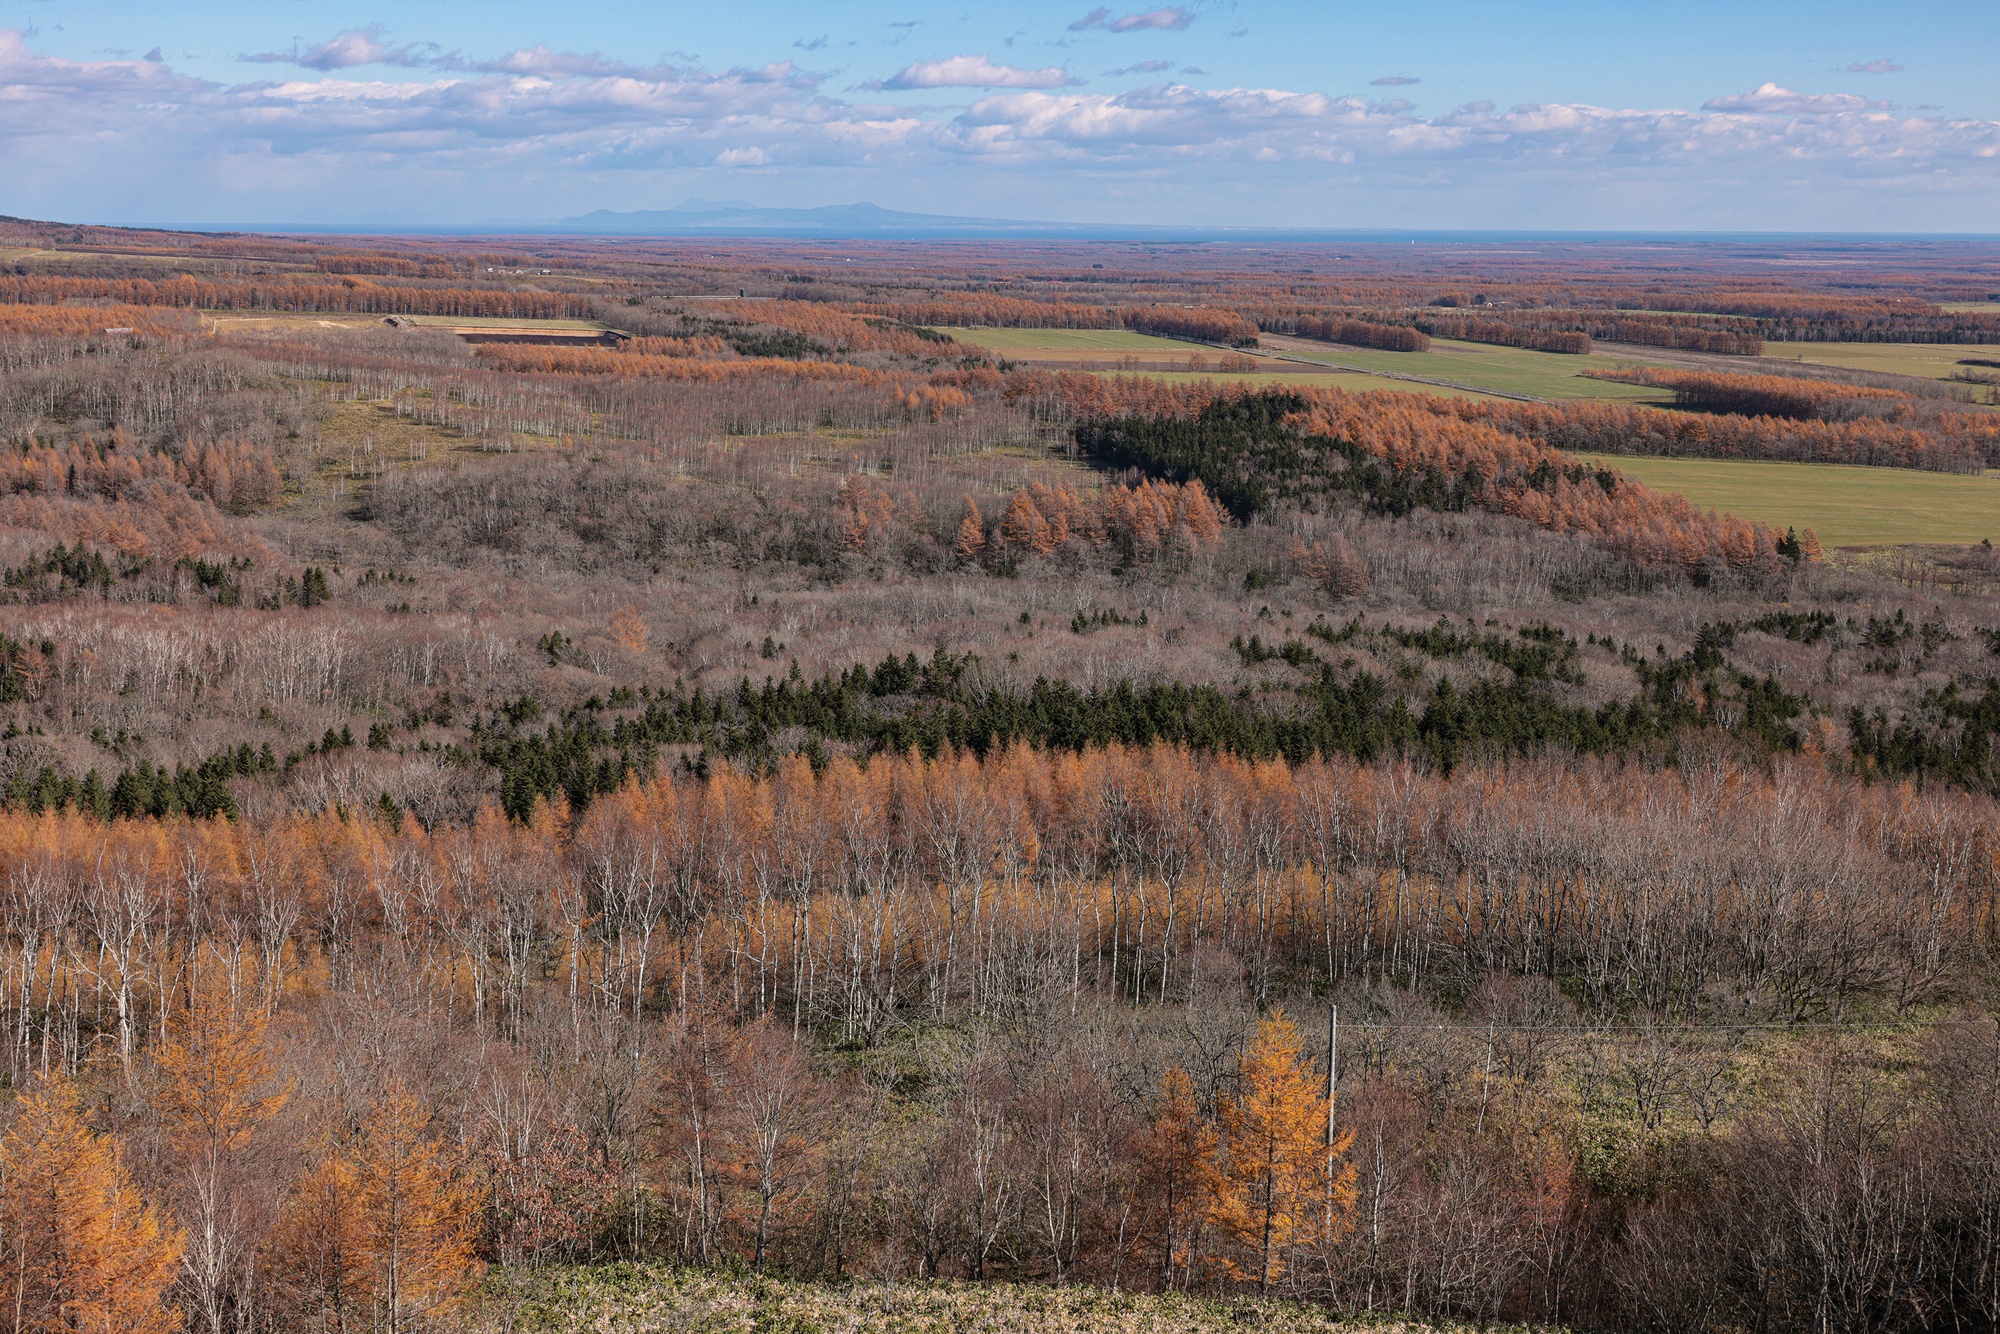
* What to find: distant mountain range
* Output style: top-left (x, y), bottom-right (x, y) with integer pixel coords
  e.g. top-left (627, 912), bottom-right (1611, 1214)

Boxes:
top-left (553, 198), bottom-right (1037, 233)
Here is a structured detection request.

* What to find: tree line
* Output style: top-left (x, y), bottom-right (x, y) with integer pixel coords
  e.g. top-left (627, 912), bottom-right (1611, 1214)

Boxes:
top-left (0, 274), bottom-right (589, 319)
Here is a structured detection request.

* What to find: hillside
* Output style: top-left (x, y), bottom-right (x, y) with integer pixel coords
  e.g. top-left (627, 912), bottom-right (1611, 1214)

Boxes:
top-left (5, 223), bottom-right (2000, 1334)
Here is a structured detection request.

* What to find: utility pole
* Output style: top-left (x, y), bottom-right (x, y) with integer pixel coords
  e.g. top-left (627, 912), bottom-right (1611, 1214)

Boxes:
top-left (1326, 1003), bottom-right (1338, 1146)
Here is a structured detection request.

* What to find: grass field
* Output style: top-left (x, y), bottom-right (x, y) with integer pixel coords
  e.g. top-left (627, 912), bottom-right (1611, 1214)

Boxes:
top-left (939, 327), bottom-right (1535, 399)
top-left (466, 1264), bottom-right (1546, 1334)
top-left (1095, 368), bottom-right (1500, 401)
top-left (1259, 335), bottom-right (1672, 403)
top-left (938, 326), bottom-right (1196, 356)
top-left (1762, 340), bottom-right (2000, 383)
top-left (942, 324), bottom-right (1678, 403)
top-left (1589, 456), bottom-right (2000, 548)
top-left (1939, 302), bottom-right (2000, 313)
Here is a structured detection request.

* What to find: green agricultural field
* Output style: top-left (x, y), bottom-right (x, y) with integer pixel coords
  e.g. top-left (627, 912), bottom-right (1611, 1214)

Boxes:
top-left (1260, 336), bottom-right (1672, 403)
top-left (939, 327), bottom-right (1639, 401)
top-left (1590, 456), bottom-right (2000, 549)
top-left (470, 1263), bottom-right (1549, 1334)
top-left (935, 325), bottom-right (1197, 355)
top-left (932, 326), bottom-right (1499, 398)
top-left (1099, 367), bottom-right (1501, 401)
top-left (1764, 340), bottom-right (2000, 383)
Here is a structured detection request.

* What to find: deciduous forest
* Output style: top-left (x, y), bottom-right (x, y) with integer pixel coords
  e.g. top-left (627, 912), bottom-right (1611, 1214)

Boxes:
top-left (1, 214), bottom-right (1998, 1332)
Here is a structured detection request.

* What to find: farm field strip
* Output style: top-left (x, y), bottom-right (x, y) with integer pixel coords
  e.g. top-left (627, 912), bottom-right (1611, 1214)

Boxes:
top-left (1241, 344), bottom-right (1549, 401)
top-left (941, 325), bottom-right (1574, 400)
top-left (1257, 333), bottom-right (1673, 402)
top-left (1085, 366), bottom-right (1505, 400)
top-left (932, 325), bottom-right (1206, 356)
top-left (1758, 340), bottom-right (2000, 382)
top-left (1588, 455), bottom-right (2000, 549)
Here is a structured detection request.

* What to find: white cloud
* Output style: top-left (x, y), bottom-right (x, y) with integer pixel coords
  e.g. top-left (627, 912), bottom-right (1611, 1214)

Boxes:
top-left (244, 26), bottom-right (437, 71)
top-left (1371, 75), bottom-right (1419, 86)
top-left (3, 28), bottom-right (1998, 228)
top-left (1846, 59), bottom-right (1903, 74)
top-left (242, 30), bottom-right (698, 81)
top-left (870, 54), bottom-right (1078, 90)
top-left (435, 44), bottom-right (716, 81)
top-left (1069, 7), bottom-right (1192, 32)
top-left (1703, 82), bottom-right (1891, 114)
top-left (1107, 60), bottom-right (1174, 76)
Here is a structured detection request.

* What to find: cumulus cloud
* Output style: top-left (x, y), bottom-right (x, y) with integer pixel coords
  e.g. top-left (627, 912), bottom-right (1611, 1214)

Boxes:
top-left (243, 26), bottom-right (437, 71)
top-left (1070, 7), bottom-right (1192, 32)
top-left (1846, 59), bottom-right (1903, 74)
top-left (868, 54), bottom-right (1078, 90)
top-left (246, 29), bottom-right (708, 79)
top-left (1371, 75), bottom-right (1419, 86)
top-left (0, 27), bottom-right (207, 99)
top-left (1703, 82), bottom-right (1891, 113)
top-left (429, 43), bottom-right (684, 79)
top-left (1107, 60), bottom-right (1174, 75)
top-left (4, 26), bottom-right (1999, 228)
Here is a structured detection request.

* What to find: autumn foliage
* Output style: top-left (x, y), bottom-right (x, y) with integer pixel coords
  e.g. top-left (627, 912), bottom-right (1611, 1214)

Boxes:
top-left (0, 723), bottom-right (1988, 1322)
top-left (1126, 306), bottom-right (1262, 347)
top-left (8, 223), bottom-right (2000, 1332)
top-left (1584, 366), bottom-right (1913, 419)
top-left (1213, 1012), bottom-right (1353, 1293)
top-left (0, 274), bottom-right (587, 319)
top-left (0, 1076), bottom-right (185, 1333)
top-left (1292, 317), bottom-right (1430, 352)
top-left (1418, 314), bottom-right (1592, 354)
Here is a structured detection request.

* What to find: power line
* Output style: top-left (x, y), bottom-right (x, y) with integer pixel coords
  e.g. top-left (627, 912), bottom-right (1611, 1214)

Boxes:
top-left (1332, 1018), bottom-right (1992, 1033)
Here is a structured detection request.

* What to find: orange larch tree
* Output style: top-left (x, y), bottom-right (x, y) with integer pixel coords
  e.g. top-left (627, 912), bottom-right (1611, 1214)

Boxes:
top-left (262, 1151), bottom-right (371, 1329)
top-left (359, 1090), bottom-right (484, 1333)
top-left (150, 968), bottom-right (288, 1334)
top-left (0, 1074), bottom-right (185, 1334)
top-left (1130, 1066), bottom-right (1223, 1291)
top-left (1212, 1009), bottom-right (1356, 1293)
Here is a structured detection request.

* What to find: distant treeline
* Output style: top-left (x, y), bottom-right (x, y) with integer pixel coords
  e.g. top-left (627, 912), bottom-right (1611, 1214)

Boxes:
top-left (1122, 305), bottom-right (1262, 347)
top-left (1583, 367), bottom-right (1913, 420)
top-left (1291, 316), bottom-right (1430, 352)
top-left (0, 274), bottom-right (589, 319)
top-left (1415, 314), bottom-right (1593, 354)
top-left (313, 252), bottom-right (468, 279)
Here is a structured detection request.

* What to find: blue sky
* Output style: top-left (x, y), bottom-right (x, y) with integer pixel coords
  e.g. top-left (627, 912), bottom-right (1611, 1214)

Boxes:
top-left (3, 1), bottom-right (1996, 230)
